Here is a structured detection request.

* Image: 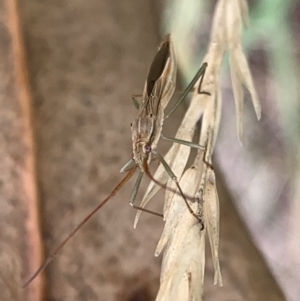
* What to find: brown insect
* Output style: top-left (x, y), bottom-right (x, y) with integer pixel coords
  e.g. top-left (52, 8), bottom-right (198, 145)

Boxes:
top-left (23, 34), bottom-right (208, 287)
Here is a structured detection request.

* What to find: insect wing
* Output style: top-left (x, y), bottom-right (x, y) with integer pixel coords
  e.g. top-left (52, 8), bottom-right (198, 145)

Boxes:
top-left (146, 36), bottom-right (171, 96)
top-left (158, 35), bottom-right (177, 109)
top-left (139, 35), bottom-right (177, 116)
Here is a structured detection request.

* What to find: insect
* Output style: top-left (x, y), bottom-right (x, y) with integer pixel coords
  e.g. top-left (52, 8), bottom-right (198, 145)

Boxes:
top-left (121, 35), bottom-right (209, 219)
top-left (23, 34), bottom-right (208, 287)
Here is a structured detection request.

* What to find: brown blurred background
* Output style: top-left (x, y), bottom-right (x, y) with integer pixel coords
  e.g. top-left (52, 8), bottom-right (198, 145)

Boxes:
top-left (0, 0), bottom-right (298, 301)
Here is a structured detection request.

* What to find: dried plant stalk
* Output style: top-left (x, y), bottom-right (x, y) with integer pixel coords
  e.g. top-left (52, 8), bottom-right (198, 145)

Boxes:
top-left (135, 0), bottom-right (261, 300)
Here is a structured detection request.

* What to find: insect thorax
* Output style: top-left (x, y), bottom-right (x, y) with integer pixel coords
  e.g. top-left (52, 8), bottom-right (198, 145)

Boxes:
top-left (131, 114), bottom-right (157, 168)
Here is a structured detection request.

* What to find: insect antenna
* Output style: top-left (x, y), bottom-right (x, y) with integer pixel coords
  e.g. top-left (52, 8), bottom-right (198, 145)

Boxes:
top-left (23, 166), bottom-right (137, 288)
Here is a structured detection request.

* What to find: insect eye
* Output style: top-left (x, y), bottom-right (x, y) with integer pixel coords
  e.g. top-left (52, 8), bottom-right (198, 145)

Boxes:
top-left (144, 144), bottom-right (151, 153)
top-left (130, 122), bottom-right (132, 127)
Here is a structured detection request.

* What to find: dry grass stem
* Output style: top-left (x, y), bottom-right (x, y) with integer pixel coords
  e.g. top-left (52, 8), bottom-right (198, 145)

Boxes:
top-left (135, 0), bottom-right (260, 300)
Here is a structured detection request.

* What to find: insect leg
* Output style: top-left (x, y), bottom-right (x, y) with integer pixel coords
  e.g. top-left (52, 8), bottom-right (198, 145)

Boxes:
top-left (132, 95), bottom-right (141, 109)
top-left (151, 152), bottom-right (204, 226)
top-left (130, 170), bottom-right (163, 218)
top-left (120, 158), bottom-right (136, 173)
top-left (202, 144), bottom-right (214, 170)
top-left (164, 62), bottom-right (208, 120)
top-left (131, 89), bottom-right (195, 110)
top-left (161, 134), bottom-right (213, 170)
top-left (161, 134), bottom-right (205, 150)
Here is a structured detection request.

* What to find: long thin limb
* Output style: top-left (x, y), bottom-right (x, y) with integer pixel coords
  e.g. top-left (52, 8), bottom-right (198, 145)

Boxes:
top-left (197, 64), bottom-right (209, 95)
top-left (130, 170), bottom-right (163, 217)
top-left (161, 134), bottom-right (205, 150)
top-left (143, 156), bottom-right (203, 226)
top-left (164, 62), bottom-right (208, 120)
top-left (202, 139), bottom-right (214, 170)
top-left (203, 155), bottom-right (214, 170)
top-left (23, 166), bottom-right (137, 288)
top-left (120, 158), bottom-right (135, 173)
top-left (132, 95), bottom-right (140, 109)
top-left (161, 134), bottom-right (213, 170)
top-left (132, 89), bottom-right (196, 110)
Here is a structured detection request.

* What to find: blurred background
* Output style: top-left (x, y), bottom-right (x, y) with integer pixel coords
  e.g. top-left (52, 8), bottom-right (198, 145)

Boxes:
top-left (0, 0), bottom-right (298, 301)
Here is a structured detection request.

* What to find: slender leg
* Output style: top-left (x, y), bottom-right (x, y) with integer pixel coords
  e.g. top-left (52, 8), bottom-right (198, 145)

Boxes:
top-left (164, 62), bottom-right (208, 120)
top-left (161, 134), bottom-right (213, 171)
top-left (132, 88), bottom-right (197, 110)
top-left (203, 157), bottom-right (214, 170)
top-left (132, 95), bottom-right (140, 109)
top-left (194, 193), bottom-right (205, 231)
top-left (130, 170), bottom-right (163, 218)
top-left (161, 134), bottom-right (205, 150)
top-left (120, 158), bottom-right (136, 173)
top-left (203, 145), bottom-right (214, 170)
top-left (197, 65), bottom-right (209, 95)
top-left (153, 152), bottom-right (204, 227)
